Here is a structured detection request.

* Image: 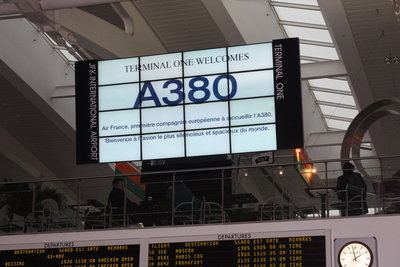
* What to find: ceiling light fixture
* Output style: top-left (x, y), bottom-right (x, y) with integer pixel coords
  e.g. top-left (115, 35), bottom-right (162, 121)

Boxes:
top-left (277, 166), bottom-right (285, 176)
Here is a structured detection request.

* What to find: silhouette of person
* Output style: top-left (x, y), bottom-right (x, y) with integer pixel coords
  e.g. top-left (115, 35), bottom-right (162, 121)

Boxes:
top-left (336, 162), bottom-right (368, 216)
top-left (107, 178), bottom-right (138, 222)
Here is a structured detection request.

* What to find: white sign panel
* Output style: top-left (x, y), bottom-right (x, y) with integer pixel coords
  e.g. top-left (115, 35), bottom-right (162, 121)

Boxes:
top-left (75, 39), bottom-right (303, 163)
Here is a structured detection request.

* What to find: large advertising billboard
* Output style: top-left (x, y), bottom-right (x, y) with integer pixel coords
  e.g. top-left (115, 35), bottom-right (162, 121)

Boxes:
top-left (76, 38), bottom-right (303, 163)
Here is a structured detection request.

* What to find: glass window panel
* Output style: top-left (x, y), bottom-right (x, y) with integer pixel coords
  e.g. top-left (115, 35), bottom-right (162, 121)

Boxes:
top-left (300, 44), bottom-right (339, 60)
top-left (99, 109), bottom-right (140, 137)
top-left (59, 49), bottom-right (76, 61)
top-left (319, 105), bottom-right (358, 119)
top-left (99, 57), bottom-right (139, 85)
top-left (361, 143), bottom-right (372, 149)
top-left (142, 132), bottom-right (184, 160)
top-left (271, 0), bottom-right (318, 6)
top-left (301, 59), bottom-right (316, 64)
top-left (313, 91), bottom-right (356, 106)
top-left (231, 70), bottom-right (274, 99)
top-left (185, 102), bottom-right (229, 130)
top-left (64, 40), bottom-right (74, 49)
top-left (140, 52), bottom-right (182, 81)
top-left (309, 78), bottom-right (350, 91)
top-left (230, 98), bottom-right (275, 126)
top-left (141, 105), bottom-right (184, 133)
top-left (231, 124), bottom-right (277, 153)
top-left (274, 6), bottom-right (326, 25)
top-left (44, 33), bottom-right (58, 46)
top-left (99, 135), bottom-right (141, 162)
top-left (325, 118), bottom-right (351, 130)
top-left (186, 129), bottom-right (230, 157)
top-left (283, 25), bottom-right (333, 43)
top-left (228, 43), bottom-right (273, 72)
top-left (99, 83), bottom-right (139, 111)
top-left (183, 48), bottom-right (227, 76)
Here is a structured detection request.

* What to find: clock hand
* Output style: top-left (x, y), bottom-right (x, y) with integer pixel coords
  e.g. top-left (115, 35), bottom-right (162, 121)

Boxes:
top-left (351, 246), bottom-right (357, 261)
top-left (354, 251), bottom-right (368, 260)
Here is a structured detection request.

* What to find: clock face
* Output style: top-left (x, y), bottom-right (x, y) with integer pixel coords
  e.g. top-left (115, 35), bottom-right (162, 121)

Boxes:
top-left (338, 241), bottom-right (373, 267)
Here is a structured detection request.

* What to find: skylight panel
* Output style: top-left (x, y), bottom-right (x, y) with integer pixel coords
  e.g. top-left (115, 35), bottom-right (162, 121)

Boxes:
top-left (301, 59), bottom-right (316, 64)
top-left (313, 91), bottom-right (356, 106)
top-left (325, 119), bottom-right (351, 131)
top-left (300, 44), bottom-right (339, 60)
top-left (319, 105), bottom-right (358, 119)
top-left (309, 78), bottom-right (351, 92)
top-left (271, 0), bottom-right (318, 6)
top-left (59, 49), bottom-right (77, 62)
top-left (65, 40), bottom-right (74, 48)
top-left (43, 32), bottom-right (58, 46)
top-left (361, 143), bottom-right (372, 149)
top-left (271, 0), bottom-right (358, 133)
top-left (274, 6), bottom-right (326, 25)
top-left (283, 25), bottom-right (332, 43)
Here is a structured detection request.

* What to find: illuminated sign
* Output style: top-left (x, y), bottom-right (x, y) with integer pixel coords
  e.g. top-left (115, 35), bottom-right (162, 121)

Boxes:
top-left (148, 233), bottom-right (326, 266)
top-left (76, 38), bottom-right (302, 163)
top-left (0, 244), bottom-right (140, 267)
top-left (0, 230), bottom-right (328, 267)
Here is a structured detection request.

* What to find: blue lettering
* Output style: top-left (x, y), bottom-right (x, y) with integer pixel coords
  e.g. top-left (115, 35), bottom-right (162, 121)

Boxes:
top-left (162, 79), bottom-right (183, 105)
top-left (213, 74), bottom-right (237, 100)
top-left (133, 75), bottom-right (237, 107)
top-left (188, 76), bottom-right (210, 103)
top-left (133, 81), bottom-right (161, 108)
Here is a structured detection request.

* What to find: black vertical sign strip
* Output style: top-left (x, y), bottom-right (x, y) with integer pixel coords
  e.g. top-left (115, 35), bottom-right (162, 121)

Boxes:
top-left (273, 38), bottom-right (304, 149)
top-left (75, 60), bottom-right (99, 164)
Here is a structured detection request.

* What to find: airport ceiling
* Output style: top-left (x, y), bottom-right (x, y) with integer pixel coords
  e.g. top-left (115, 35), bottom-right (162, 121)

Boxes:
top-left (0, 0), bottom-right (399, 182)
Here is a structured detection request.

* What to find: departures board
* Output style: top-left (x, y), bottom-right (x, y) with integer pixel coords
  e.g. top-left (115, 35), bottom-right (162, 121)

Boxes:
top-left (0, 244), bottom-right (139, 267)
top-left (0, 230), bottom-right (329, 267)
top-left (148, 233), bottom-right (327, 267)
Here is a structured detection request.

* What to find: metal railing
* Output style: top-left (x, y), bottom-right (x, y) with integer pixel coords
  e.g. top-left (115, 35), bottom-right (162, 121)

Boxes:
top-left (0, 154), bottom-right (400, 234)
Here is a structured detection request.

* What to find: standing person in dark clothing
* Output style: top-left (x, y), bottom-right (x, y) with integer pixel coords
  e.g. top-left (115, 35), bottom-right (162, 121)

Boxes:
top-left (107, 178), bottom-right (138, 224)
top-left (336, 162), bottom-right (368, 216)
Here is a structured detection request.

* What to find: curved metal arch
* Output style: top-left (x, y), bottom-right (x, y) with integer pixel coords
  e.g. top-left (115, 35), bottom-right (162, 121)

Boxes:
top-left (341, 99), bottom-right (400, 179)
top-left (351, 109), bottom-right (400, 178)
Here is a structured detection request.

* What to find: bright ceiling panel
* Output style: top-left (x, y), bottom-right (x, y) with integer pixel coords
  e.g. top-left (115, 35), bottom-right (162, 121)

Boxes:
top-left (274, 6), bottom-right (326, 25)
top-left (283, 25), bottom-right (333, 43)
top-left (325, 118), bottom-right (351, 130)
top-left (319, 104), bottom-right (358, 119)
top-left (271, 0), bottom-right (318, 6)
top-left (309, 78), bottom-right (351, 92)
top-left (300, 44), bottom-right (339, 60)
top-left (313, 91), bottom-right (356, 106)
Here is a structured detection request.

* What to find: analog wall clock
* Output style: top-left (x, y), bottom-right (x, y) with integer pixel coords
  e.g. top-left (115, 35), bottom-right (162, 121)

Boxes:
top-left (338, 241), bottom-right (372, 267)
top-left (334, 237), bottom-right (377, 267)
